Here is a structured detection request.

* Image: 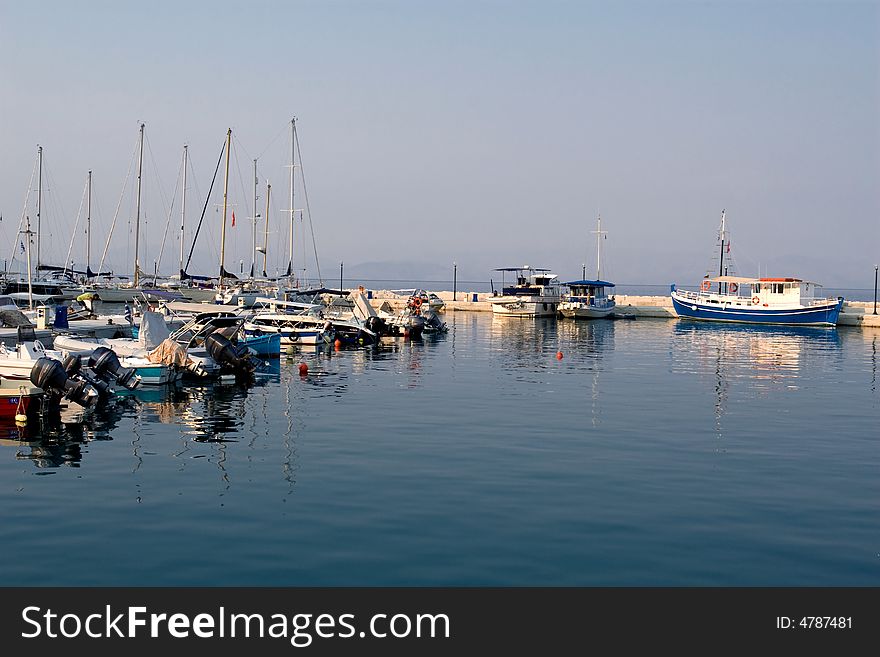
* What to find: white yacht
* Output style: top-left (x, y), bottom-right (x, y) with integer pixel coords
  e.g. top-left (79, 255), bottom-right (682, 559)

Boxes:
top-left (488, 267), bottom-right (561, 317)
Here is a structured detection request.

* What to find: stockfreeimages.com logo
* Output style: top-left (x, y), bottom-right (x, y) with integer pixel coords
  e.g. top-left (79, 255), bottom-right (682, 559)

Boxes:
top-left (22, 606), bottom-right (450, 647)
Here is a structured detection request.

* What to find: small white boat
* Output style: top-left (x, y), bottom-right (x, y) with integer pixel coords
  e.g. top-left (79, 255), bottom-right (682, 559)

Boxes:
top-left (560, 280), bottom-right (616, 319)
top-left (560, 215), bottom-right (616, 319)
top-left (488, 266), bottom-right (561, 317)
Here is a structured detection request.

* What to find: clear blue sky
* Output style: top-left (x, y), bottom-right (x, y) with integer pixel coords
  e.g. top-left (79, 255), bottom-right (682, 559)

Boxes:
top-left (1, 0), bottom-right (877, 287)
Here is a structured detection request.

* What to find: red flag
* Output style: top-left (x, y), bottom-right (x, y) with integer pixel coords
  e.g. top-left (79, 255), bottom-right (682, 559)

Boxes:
top-left (726, 241), bottom-right (730, 253)
top-left (231, 210), bottom-right (236, 227)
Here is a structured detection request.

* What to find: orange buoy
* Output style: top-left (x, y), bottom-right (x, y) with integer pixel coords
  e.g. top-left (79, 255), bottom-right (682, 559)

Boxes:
top-left (556, 351), bottom-right (564, 360)
top-left (298, 362), bottom-right (309, 376)
top-left (334, 339), bottom-right (342, 349)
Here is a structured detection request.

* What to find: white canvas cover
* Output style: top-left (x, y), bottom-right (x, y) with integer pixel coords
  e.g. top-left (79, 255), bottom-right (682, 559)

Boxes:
top-left (138, 311), bottom-right (170, 349)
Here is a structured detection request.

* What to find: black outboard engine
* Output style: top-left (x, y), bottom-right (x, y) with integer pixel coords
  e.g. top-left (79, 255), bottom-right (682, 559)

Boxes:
top-left (89, 347), bottom-right (140, 390)
top-left (364, 315), bottom-right (388, 337)
top-left (62, 353), bottom-right (112, 398)
top-left (30, 357), bottom-right (99, 408)
top-left (205, 332), bottom-right (255, 375)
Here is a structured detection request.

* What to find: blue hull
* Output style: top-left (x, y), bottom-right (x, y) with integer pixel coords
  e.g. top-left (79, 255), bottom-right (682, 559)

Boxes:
top-left (243, 333), bottom-right (281, 357)
top-left (671, 296), bottom-right (843, 326)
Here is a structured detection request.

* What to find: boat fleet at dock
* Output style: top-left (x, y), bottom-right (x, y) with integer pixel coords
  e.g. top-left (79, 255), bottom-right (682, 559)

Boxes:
top-left (488, 210), bottom-right (845, 327)
top-left (0, 285), bottom-right (449, 429)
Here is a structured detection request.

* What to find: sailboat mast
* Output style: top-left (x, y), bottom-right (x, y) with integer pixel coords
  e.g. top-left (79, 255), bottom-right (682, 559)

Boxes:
top-left (23, 218), bottom-right (34, 310)
top-left (219, 128), bottom-right (232, 290)
top-left (86, 169), bottom-right (92, 277)
top-left (718, 208), bottom-right (726, 292)
top-left (288, 117), bottom-right (295, 282)
top-left (179, 145), bottom-right (188, 279)
top-left (263, 182), bottom-right (271, 277)
top-left (133, 123), bottom-right (145, 288)
top-left (36, 145), bottom-right (42, 276)
top-left (252, 158), bottom-right (258, 279)
top-left (591, 214), bottom-right (607, 280)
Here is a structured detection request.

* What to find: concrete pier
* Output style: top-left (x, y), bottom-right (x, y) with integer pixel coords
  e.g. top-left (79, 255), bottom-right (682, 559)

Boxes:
top-left (367, 290), bottom-right (880, 328)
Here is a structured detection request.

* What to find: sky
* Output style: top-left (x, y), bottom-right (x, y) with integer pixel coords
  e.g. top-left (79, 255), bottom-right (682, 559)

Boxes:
top-left (1, 0), bottom-right (878, 289)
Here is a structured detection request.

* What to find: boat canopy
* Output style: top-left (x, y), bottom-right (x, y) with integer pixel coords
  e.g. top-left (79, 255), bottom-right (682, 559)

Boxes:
top-left (564, 280), bottom-right (615, 288)
top-left (705, 275), bottom-right (757, 284)
top-left (494, 266), bottom-right (551, 272)
top-left (705, 275), bottom-right (819, 286)
top-left (163, 301), bottom-right (241, 314)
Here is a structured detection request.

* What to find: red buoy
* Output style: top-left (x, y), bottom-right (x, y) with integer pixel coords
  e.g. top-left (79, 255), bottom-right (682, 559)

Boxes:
top-left (556, 351), bottom-right (564, 360)
top-left (334, 339), bottom-right (342, 349)
top-left (298, 362), bottom-right (309, 376)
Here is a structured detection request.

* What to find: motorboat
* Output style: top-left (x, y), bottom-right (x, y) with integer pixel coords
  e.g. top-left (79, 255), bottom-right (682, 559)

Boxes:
top-left (560, 280), bottom-right (616, 319)
top-left (488, 266), bottom-right (561, 317)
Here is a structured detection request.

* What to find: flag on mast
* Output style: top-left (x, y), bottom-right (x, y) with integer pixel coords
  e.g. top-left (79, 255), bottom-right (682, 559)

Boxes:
top-left (231, 210), bottom-right (236, 227)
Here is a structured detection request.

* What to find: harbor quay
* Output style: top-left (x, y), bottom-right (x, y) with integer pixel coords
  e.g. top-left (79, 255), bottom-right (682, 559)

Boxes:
top-left (367, 291), bottom-right (880, 328)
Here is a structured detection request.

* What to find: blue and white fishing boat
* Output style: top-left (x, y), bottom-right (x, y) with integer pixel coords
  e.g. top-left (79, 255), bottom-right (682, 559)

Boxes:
top-left (671, 211), bottom-right (843, 326)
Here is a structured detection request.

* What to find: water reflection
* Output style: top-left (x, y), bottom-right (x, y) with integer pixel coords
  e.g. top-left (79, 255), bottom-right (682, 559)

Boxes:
top-left (557, 319), bottom-right (616, 426)
top-left (0, 397), bottom-right (129, 469)
top-left (489, 317), bottom-right (560, 385)
top-left (671, 322), bottom-right (843, 437)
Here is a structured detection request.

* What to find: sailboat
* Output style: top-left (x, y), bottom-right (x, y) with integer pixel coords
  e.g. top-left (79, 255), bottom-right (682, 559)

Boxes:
top-left (559, 214), bottom-right (616, 319)
top-left (670, 210), bottom-right (844, 326)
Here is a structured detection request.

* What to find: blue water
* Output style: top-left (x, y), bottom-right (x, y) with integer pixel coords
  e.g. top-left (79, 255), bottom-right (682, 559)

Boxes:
top-left (0, 314), bottom-right (878, 585)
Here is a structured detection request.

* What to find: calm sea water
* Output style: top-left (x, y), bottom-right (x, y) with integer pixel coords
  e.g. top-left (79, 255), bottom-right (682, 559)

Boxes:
top-left (0, 314), bottom-right (878, 586)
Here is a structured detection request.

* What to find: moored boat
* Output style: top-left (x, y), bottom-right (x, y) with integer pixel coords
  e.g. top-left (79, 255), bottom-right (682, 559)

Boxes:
top-left (488, 267), bottom-right (561, 317)
top-left (560, 280), bottom-right (616, 319)
top-left (671, 210), bottom-right (843, 326)
top-left (671, 276), bottom-right (843, 326)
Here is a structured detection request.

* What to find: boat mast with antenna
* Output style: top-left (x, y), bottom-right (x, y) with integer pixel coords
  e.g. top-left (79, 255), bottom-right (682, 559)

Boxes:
top-left (36, 145), bottom-right (43, 277)
top-left (592, 214), bottom-right (607, 280)
top-left (133, 123), bottom-right (145, 288)
top-left (263, 181), bottom-right (271, 277)
top-left (718, 209), bottom-right (727, 293)
top-left (286, 117), bottom-right (296, 285)
top-left (86, 169), bottom-right (92, 279)
top-left (21, 218), bottom-right (35, 310)
top-left (218, 128), bottom-right (232, 291)
top-left (178, 145), bottom-right (188, 282)
top-left (251, 159), bottom-right (258, 280)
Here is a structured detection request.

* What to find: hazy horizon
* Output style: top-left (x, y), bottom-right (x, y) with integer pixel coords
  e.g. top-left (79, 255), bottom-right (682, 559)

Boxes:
top-left (1, 1), bottom-right (878, 289)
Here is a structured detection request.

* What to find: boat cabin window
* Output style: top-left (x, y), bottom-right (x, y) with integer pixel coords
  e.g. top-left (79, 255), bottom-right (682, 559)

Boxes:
top-left (752, 284), bottom-right (761, 293)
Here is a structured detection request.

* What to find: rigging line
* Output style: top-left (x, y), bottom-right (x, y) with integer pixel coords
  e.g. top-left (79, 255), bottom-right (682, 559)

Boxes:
top-left (255, 121), bottom-right (289, 161)
top-left (294, 132), bottom-right (323, 285)
top-left (185, 137), bottom-right (226, 273)
top-left (98, 136), bottom-right (140, 277)
top-left (8, 153), bottom-right (38, 267)
top-left (182, 150), bottom-right (203, 251)
top-left (233, 136), bottom-right (252, 269)
top-left (232, 133), bottom-right (253, 165)
top-left (154, 157), bottom-right (183, 281)
top-left (63, 175), bottom-right (89, 276)
top-left (41, 160), bottom-right (71, 259)
top-left (144, 134), bottom-right (173, 265)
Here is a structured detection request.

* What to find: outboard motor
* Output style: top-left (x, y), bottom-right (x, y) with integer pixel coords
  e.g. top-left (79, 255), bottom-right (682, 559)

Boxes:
top-left (62, 353), bottom-right (82, 376)
top-left (89, 347), bottom-right (140, 390)
top-left (30, 357), bottom-right (99, 408)
top-left (205, 332), bottom-right (255, 375)
top-left (364, 315), bottom-right (388, 336)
